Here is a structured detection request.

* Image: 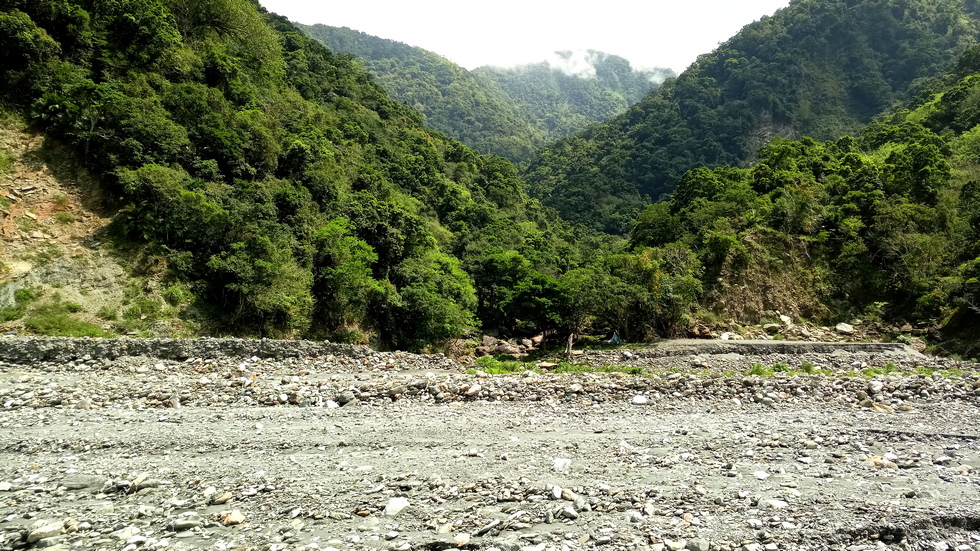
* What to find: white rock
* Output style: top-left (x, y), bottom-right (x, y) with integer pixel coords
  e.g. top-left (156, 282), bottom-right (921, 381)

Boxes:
top-left (383, 497), bottom-right (410, 516)
top-left (753, 471), bottom-right (770, 480)
top-left (553, 458), bottom-right (572, 472)
top-left (631, 395), bottom-right (648, 405)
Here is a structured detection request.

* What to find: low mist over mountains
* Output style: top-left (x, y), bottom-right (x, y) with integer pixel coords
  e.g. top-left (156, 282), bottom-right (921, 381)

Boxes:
top-left (471, 51), bottom-right (674, 144)
top-left (298, 24), bottom-right (675, 162)
top-left (523, 0), bottom-right (980, 232)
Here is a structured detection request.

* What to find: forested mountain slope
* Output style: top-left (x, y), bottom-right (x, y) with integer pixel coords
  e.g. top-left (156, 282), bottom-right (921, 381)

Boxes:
top-left (627, 45), bottom-right (980, 354)
top-left (3, 0), bottom-right (980, 355)
top-left (299, 24), bottom-right (673, 162)
top-left (298, 24), bottom-right (544, 162)
top-left (524, 0), bottom-right (980, 233)
top-left (0, 0), bottom-right (592, 348)
top-left (472, 51), bottom-right (672, 141)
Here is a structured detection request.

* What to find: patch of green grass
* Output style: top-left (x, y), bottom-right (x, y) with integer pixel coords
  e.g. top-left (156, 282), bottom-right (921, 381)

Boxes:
top-left (797, 361), bottom-right (833, 376)
top-left (472, 355), bottom-right (534, 374)
top-left (55, 212), bottom-right (76, 224)
top-left (1, 286), bottom-right (42, 321)
top-left (0, 305), bottom-right (26, 322)
top-left (18, 216), bottom-right (37, 232)
top-left (22, 244), bottom-right (62, 266)
top-left (912, 366), bottom-right (966, 378)
top-left (97, 305), bottom-right (118, 321)
top-left (553, 363), bottom-right (644, 375)
top-left (0, 151), bottom-right (14, 174)
top-left (52, 193), bottom-right (69, 206)
top-left (860, 362), bottom-right (900, 378)
top-left (14, 287), bottom-right (41, 304)
top-left (771, 362), bottom-right (790, 372)
top-left (745, 363), bottom-right (772, 376)
top-left (123, 297), bottom-right (161, 320)
top-left (23, 302), bottom-right (111, 337)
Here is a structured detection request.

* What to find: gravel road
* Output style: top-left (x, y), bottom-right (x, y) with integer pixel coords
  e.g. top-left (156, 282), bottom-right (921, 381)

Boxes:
top-left (0, 338), bottom-right (978, 551)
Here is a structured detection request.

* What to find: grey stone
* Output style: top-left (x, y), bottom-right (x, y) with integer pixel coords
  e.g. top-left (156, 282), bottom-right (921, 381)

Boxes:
top-left (109, 526), bottom-right (139, 540)
top-left (335, 391), bottom-right (356, 406)
top-left (172, 518), bottom-right (201, 531)
top-left (27, 522), bottom-right (63, 543)
top-left (33, 537), bottom-right (64, 548)
top-left (59, 474), bottom-right (106, 491)
top-left (686, 539), bottom-right (710, 551)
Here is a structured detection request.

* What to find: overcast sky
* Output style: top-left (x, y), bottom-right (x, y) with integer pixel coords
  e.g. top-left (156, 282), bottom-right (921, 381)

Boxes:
top-left (258, 0), bottom-right (792, 73)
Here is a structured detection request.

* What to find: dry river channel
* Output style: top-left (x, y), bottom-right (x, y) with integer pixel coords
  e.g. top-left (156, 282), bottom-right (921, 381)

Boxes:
top-left (0, 337), bottom-right (978, 551)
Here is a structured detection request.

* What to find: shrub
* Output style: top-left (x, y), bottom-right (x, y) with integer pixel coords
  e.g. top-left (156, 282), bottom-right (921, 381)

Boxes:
top-left (162, 284), bottom-right (192, 306)
top-left (97, 306), bottom-right (118, 320)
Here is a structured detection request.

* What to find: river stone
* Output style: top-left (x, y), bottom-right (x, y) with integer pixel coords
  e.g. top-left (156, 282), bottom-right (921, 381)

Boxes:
top-left (27, 522), bottom-right (63, 543)
top-left (384, 497), bottom-right (410, 516)
top-left (59, 474), bottom-right (106, 491)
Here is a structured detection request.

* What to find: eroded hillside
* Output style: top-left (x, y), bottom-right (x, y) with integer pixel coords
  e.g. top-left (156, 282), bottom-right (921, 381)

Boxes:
top-left (0, 115), bottom-right (188, 338)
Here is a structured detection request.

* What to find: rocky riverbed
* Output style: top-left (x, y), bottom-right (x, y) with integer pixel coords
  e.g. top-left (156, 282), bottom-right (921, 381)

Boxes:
top-left (0, 337), bottom-right (978, 551)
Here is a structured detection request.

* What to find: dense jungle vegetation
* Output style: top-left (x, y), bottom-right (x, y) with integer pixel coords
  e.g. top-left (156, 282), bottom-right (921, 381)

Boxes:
top-left (524, 0), bottom-right (980, 233)
top-left (470, 52), bottom-right (672, 153)
top-left (1, 0), bottom-right (979, 356)
top-left (298, 24), bottom-right (544, 163)
top-left (299, 24), bottom-right (672, 163)
top-left (629, 47), bottom-right (980, 353)
top-left (0, 0), bottom-right (684, 349)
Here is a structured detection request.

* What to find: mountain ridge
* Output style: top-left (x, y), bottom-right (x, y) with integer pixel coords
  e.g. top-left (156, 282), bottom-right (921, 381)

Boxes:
top-left (298, 23), bottom-right (674, 162)
top-left (523, 0), bottom-right (980, 233)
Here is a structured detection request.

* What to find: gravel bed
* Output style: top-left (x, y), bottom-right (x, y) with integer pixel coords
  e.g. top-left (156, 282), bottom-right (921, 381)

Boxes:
top-left (0, 338), bottom-right (978, 551)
